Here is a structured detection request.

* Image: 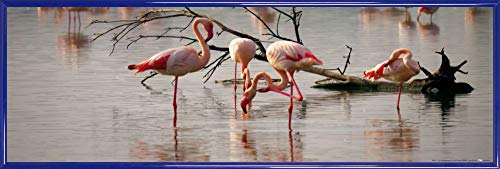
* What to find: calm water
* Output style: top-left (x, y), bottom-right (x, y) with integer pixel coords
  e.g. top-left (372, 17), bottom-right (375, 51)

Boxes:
top-left (7, 7), bottom-right (493, 162)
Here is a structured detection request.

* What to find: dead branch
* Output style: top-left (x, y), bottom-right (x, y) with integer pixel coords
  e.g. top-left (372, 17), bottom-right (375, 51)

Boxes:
top-left (332, 45), bottom-right (353, 75)
top-left (244, 7), bottom-right (296, 42)
top-left (141, 71), bottom-right (159, 85)
top-left (271, 7), bottom-right (303, 44)
top-left (90, 8), bottom-right (364, 86)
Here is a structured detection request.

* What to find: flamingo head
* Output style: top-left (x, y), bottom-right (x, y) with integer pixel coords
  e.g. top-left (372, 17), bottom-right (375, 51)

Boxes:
top-left (240, 87), bottom-right (256, 114)
top-left (418, 7), bottom-right (427, 14)
top-left (197, 18), bottom-right (214, 42)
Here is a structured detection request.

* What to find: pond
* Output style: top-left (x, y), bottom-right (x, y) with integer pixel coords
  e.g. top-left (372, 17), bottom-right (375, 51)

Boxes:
top-left (7, 7), bottom-right (493, 162)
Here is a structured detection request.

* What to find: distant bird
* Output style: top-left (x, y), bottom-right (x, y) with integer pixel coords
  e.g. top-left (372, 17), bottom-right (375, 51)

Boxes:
top-left (128, 18), bottom-right (214, 128)
top-left (417, 7), bottom-right (439, 22)
top-left (229, 38), bottom-right (256, 117)
top-left (363, 48), bottom-right (420, 110)
top-left (241, 41), bottom-right (323, 130)
top-left (63, 7), bottom-right (89, 32)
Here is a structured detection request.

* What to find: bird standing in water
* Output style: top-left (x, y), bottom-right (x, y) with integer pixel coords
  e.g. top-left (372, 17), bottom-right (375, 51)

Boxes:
top-left (229, 38), bottom-right (256, 117)
top-left (127, 18), bottom-right (214, 128)
top-left (363, 48), bottom-right (420, 110)
top-left (417, 7), bottom-right (439, 22)
top-left (241, 41), bottom-right (323, 130)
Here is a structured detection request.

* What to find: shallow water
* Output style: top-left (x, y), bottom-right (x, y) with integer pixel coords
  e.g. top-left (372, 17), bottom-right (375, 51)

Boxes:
top-left (7, 7), bottom-right (493, 162)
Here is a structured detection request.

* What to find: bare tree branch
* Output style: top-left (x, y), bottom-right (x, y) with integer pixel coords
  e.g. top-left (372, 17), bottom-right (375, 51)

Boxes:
top-left (90, 8), bottom-right (352, 85)
top-left (244, 7), bottom-right (296, 42)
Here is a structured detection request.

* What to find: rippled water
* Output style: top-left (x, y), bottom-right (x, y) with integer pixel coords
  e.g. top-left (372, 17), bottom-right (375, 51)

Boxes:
top-left (7, 7), bottom-right (493, 162)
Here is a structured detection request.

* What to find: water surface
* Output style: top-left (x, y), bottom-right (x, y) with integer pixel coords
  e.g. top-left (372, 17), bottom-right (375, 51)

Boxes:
top-left (7, 7), bottom-right (493, 162)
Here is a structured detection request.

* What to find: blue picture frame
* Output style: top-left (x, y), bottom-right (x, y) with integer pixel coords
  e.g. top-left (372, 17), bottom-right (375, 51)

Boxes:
top-left (0, 0), bottom-right (499, 168)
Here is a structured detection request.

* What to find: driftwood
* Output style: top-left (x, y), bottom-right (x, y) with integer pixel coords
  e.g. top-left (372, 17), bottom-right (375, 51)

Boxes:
top-left (312, 48), bottom-right (473, 94)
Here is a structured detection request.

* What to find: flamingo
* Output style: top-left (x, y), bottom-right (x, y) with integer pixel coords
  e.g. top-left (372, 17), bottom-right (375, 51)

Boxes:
top-left (63, 7), bottom-right (89, 33)
top-left (240, 41), bottom-right (323, 130)
top-left (127, 18), bottom-right (214, 128)
top-left (363, 48), bottom-right (420, 110)
top-left (417, 7), bottom-right (439, 22)
top-left (229, 38), bottom-right (256, 116)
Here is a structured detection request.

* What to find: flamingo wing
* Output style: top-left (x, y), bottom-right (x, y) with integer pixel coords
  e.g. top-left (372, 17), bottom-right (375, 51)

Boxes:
top-left (165, 47), bottom-right (200, 75)
top-left (128, 48), bottom-right (178, 75)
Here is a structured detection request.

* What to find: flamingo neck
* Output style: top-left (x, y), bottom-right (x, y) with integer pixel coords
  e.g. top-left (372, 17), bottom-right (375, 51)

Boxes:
top-left (193, 20), bottom-right (211, 69)
top-left (389, 48), bottom-right (412, 61)
top-left (246, 69), bottom-right (289, 96)
top-left (402, 51), bottom-right (420, 75)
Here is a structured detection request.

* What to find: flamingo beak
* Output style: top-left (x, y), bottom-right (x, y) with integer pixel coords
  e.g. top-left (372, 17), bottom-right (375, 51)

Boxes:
top-left (240, 96), bottom-right (250, 114)
top-left (205, 30), bottom-right (214, 43)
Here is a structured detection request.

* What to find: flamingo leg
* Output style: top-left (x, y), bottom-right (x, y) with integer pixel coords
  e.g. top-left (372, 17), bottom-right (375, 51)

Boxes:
top-left (241, 64), bottom-right (249, 92)
top-left (67, 12), bottom-right (71, 33)
top-left (396, 82), bottom-right (402, 110)
top-left (72, 12), bottom-right (76, 32)
top-left (173, 76), bottom-right (178, 128)
top-left (77, 12), bottom-right (81, 33)
top-left (234, 62), bottom-right (237, 118)
top-left (288, 82), bottom-right (293, 131)
top-left (262, 70), bottom-right (304, 101)
top-left (286, 70), bottom-right (303, 101)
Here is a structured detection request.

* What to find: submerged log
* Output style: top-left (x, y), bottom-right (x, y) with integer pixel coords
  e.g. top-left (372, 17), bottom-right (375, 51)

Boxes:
top-left (311, 48), bottom-right (473, 94)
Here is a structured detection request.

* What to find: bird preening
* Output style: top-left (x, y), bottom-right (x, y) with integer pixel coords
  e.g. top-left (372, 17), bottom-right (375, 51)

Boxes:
top-left (363, 48), bottom-right (420, 110)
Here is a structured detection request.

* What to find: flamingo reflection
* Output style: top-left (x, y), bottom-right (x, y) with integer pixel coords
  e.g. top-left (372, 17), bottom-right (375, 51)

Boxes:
top-left (464, 7), bottom-right (489, 26)
top-left (229, 119), bottom-right (258, 161)
top-left (56, 32), bottom-right (90, 70)
top-left (417, 19), bottom-right (440, 37)
top-left (229, 118), bottom-right (302, 161)
top-left (247, 7), bottom-right (276, 33)
top-left (359, 8), bottom-right (381, 32)
top-left (363, 115), bottom-right (418, 161)
top-left (131, 129), bottom-right (209, 161)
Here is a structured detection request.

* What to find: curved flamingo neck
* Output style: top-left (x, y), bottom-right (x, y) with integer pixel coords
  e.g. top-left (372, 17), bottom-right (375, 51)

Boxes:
top-left (389, 48), bottom-right (412, 61)
top-left (245, 69), bottom-right (289, 99)
top-left (250, 69), bottom-right (288, 91)
top-left (193, 19), bottom-right (211, 68)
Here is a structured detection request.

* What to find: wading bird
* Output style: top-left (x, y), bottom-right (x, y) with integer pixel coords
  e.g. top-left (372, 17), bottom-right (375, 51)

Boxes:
top-left (417, 7), bottom-right (439, 22)
top-left (127, 18), bottom-right (214, 128)
top-left (240, 41), bottom-right (323, 130)
top-left (229, 38), bottom-right (256, 117)
top-left (363, 48), bottom-right (420, 110)
top-left (63, 7), bottom-right (89, 32)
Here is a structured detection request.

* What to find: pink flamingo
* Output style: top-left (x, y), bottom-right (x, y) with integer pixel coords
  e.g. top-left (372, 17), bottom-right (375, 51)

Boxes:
top-left (63, 7), bottom-right (89, 33)
top-left (229, 38), bottom-right (256, 116)
top-left (240, 41), bottom-right (323, 130)
top-left (417, 7), bottom-right (439, 22)
top-left (363, 48), bottom-right (420, 110)
top-left (127, 18), bottom-right (214, 128)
